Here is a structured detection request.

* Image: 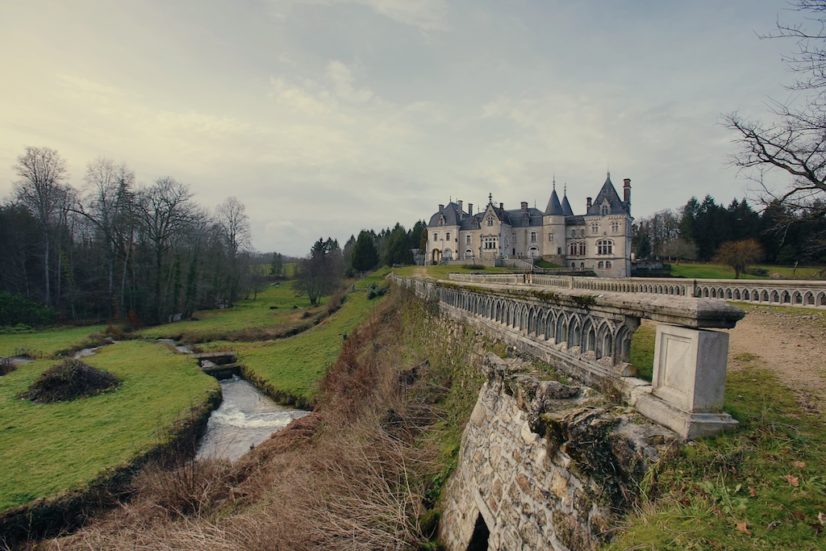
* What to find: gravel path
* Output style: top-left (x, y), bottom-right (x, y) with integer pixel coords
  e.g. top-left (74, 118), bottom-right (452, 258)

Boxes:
top-left (727, 306), bottom-right (826, 414)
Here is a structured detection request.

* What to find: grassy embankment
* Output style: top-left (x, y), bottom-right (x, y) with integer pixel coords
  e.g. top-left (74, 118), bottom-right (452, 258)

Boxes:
top-left (0, 341), bottom-right (218, 514)
top-left (137, 283), bottom-right (317, 343)
top-left (0, 324), bottom-right (107, 359)
top-left (202, 269), bottom-right (391, 407)
top-left (670, 262), bottom-right (824, 280)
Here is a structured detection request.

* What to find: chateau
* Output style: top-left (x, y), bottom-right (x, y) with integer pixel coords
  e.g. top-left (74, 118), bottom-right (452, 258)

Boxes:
top-left (426, 173), bottom-right (633, 277)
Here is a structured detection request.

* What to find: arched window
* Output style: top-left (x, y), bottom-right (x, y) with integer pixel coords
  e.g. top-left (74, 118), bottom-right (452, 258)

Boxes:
top-left (597, 240), bottom-right (613, 255)
top-left (578, 242), bottom-right (586, 255)
top-left (598, 260), bottom-right (604, 269)
top-left (606, 260), bottom-right (612, 269)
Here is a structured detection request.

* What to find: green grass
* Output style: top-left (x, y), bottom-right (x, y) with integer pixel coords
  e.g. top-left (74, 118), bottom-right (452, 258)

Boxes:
top-left (392, 264), bottom-right (519, 281)
top-left (203, 269), bottom-right (391, 404)
top-left (670, 262), bottom-right (825, 280)
top-left (630, 323), bottom-right (656, 381)
top-left (137, 283), bottom-right (315, 342)
top-left (609, 358), bottom-right (826, 550)
top-left (534, 259), bottom-right (562, 269)
top-left (0, 341), bottom-right (218, 512)
top-left (0, 324), bottom-right (106, 359)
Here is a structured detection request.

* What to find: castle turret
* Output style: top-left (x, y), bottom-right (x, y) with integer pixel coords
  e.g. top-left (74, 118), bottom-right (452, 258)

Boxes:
top-left (623, 178), bottom-right (631, 215)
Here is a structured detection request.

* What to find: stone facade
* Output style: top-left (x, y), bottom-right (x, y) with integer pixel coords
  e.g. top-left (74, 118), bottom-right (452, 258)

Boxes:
top-left (439, 354), bottom-right (675, 551)
top-left (426, 174), bottom-right (633, 277)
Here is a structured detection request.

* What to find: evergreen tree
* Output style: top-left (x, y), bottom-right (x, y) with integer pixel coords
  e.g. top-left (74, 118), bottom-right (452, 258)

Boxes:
top-left (352, 230), bottom-right (379, 273)
top-left (383, 223), bottom-right (414, 266)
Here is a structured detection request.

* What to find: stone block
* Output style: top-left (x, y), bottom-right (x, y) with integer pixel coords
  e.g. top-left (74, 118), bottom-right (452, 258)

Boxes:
top-left (652, 324), bottom-right (728, 412)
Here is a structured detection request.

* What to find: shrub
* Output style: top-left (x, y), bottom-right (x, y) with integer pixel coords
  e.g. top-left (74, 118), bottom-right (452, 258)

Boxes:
top-left (20, 359), bottom-right (121, 403)
top-left (461, 264), bottom-right (485, 270)
top-left (0, 291), bottom-right (56, 327)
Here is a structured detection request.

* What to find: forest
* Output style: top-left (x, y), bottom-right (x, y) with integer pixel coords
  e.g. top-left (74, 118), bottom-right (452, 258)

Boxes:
top-left (633, 195), bottom-right (826, 266)
top-left (0, 147), bottom-right (257, 327)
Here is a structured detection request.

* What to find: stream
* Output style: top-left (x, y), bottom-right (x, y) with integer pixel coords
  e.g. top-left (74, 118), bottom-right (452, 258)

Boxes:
top-left (196, 376), bottom-right (309, 462)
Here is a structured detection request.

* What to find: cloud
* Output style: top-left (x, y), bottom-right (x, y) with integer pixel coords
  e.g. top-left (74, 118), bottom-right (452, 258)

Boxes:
top-left (277, 0), bottom-right (449, 31)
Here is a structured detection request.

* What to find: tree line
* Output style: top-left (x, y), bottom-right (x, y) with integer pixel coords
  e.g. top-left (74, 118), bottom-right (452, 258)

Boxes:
top-left (633, 194), bottom-right (826, 268)
top-left (1, 146), bottom-right (256, 326)
top-left (290, 221), bottom-right (427, 304)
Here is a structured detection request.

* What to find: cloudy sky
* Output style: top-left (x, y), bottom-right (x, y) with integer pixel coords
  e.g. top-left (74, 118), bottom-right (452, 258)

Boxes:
top-left (0, 0), bottom-right (802, 255)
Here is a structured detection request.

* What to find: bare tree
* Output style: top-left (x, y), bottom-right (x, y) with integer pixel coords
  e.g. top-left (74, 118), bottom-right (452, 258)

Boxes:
top-left (714, 239), bottom-right (765, 279)
top-left (14, 147), bottom-right (69, 306)
top-left (137, 177), bottom-right (194, 323)
top-left (76, 159), bottom-right (137, 318)
top-left (727, 0), bottom-right (826, 257)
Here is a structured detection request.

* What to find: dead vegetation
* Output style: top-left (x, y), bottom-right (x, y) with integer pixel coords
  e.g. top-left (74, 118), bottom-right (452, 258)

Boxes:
top-left (20, 359), bottom-right (120, 403)
top-left (41, 288), bottom-right (479, 551)
top-left (0, 358), bottom-right (15, 376)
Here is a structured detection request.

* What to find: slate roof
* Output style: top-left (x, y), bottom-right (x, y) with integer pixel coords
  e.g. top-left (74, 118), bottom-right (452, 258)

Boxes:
top-left (427, 201), bottom-right (465, 227)
top-left (561, 194), bottom-right (574, 216)
top-left (586, 173), bottom-right (628, 216)
top-left (544, 189), bottom-right (564, 215)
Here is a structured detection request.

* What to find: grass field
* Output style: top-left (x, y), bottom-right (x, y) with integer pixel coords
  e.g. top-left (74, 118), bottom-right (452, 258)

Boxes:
top-left (0, 324), bottom-right (106, 359)
top-left (137, 283), bottom-right (315, 342)
top-left (629, 322), bottom-right (656, 381)
top-left (670, 262), bottom-right (825, 280)
top-left (610, 358), bottom-right (826, 550)
top-left (0, 341), bottom-right (218, 512)
top-left (203, 269), bottom-right (391, 404)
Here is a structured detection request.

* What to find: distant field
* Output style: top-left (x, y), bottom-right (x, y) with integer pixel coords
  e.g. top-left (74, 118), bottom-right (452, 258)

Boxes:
top-left (204, 269), bottom-right (391, 404)
top-left (0, 341), bottom-right (217, 513)
top-left (137, 283), bottom-right (315, 342)
top-left (670, 262), bottom-right (824, 280)
top-left (0, 324), bottom-right (106, 359)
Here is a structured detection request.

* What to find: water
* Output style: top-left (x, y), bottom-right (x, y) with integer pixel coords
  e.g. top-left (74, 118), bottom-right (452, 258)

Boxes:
top-left (197, 376), bottom-right (309, 462)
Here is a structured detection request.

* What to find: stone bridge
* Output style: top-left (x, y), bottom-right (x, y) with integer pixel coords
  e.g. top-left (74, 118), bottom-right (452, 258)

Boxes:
top-left (449, 272), bottom-right (826, 308)
top-left (391, 274), bottom-right (744, 439)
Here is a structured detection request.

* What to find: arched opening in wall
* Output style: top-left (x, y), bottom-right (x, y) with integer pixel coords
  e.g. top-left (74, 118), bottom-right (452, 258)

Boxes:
top-left (761, 290), bottom-right (769, 302)
top-left (782, 291), bottom-right (791, 304)
top-left (793, 292), bottom-right (803, 305)
top-left (818, 292), bottom-right (826, 306)
top-left (431, 248), bottom-right (442, 264)
top-left (751, 290), bottom-right (759, 301)
top-left (725, 288), bottom-right (733, 299)
top-left (466, 513), bottom-right (490, 551)
top-left (805, 292), bottom-right (815, 305)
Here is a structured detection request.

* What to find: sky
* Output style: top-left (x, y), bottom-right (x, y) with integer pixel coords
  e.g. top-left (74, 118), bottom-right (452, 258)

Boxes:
top-left (0, 0), bottom-right (805, 255)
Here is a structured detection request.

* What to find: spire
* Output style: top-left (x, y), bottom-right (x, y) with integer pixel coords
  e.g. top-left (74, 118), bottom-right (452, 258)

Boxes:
top-left (561, 183), bottom-right (574, 216)
top-left (488, 192), bottom-right (493, 205)
top-left (552, 174), bottom-right (556, 191)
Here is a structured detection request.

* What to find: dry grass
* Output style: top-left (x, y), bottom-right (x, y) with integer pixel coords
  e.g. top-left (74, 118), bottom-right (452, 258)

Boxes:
top-left (44, 290), bottom-right (441, 551)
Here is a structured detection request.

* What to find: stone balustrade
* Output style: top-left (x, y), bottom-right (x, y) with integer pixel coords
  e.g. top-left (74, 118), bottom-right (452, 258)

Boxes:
top-left (448, 273), bottom-right (826, 308)
top-left (391, 274), bottom-right (745, 439)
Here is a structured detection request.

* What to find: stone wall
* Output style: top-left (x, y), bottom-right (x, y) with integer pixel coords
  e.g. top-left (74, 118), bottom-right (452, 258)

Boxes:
top-left (439, 354), bottom-right (674, 551)
top-left (391, 274), bottom-right (742, 439)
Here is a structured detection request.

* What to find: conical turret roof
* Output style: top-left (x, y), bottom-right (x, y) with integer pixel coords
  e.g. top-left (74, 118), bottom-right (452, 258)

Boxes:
top-left (544, 188), bottom-right (563, 215)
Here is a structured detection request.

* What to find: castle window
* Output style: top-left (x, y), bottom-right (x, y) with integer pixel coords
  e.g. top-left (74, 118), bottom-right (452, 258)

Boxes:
top-left (591, 223), bottom-right (599, 234)
top-left (569, 242), bottom-right (577, 256)
top-left (433, 233), bottom-right (438, 241)
top-left (466, 235), bottom-right (471, 245)
top-left (598, 261), bottom-right (604, 269)
top-left (530, 232), bottom-right (536, 243)
top-left (487, 217), bottom-right (494, 226)
top-left (597, 240), bottom-right (613, 255)
top-left (446, 232), bottom-right (450, 241)
top-left (548, 232), bottom-right (553, 242)
top-left (606, 260), bottom-right (612, 269)
top-left (611, 221), bottom-right (620, 233)
top-left (600, 204), bottom-right (609, 216)
top-left (578, 242), bottom-right (586, 255)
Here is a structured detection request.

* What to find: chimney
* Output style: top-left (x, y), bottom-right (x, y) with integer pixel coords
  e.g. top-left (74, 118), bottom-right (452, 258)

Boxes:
top-left (438, 204), bottom-right (444, 212)
top-left (521, 201), bottom-right (528, 212)
top-left (623, 178), bottom-right (631, 213)
top-left (586, 197), bottom-right (592, 209)
top-left (499, 202), bottom-right (504, 210)
top-left (457, 200), bottom-right (463, 213)
top-left (468, 203), bottom-right (474, 216)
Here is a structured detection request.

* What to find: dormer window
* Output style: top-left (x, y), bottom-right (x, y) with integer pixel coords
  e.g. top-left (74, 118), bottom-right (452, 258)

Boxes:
top-left (600, 204), bottom-right (609, 216)
top-left (487, 216), bottom-right (494, 226)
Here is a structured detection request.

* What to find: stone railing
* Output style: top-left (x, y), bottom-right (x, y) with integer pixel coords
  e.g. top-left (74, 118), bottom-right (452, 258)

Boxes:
top-left (391, 274), bottom-right (745, 439)
top-left (449, 273), bottom-right (826, 308)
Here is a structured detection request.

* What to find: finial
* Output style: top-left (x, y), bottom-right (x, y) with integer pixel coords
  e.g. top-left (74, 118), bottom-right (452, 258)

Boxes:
top-left (488, 192), bottom-right (493, 205)
top-left (552, 174), bottom-right (556, 191)
top-left (563, 183), bottom-right (567, 196)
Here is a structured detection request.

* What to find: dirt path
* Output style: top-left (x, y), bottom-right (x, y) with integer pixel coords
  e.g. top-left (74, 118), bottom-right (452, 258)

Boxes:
top-left (727, 306), bottom-right (826, 414)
